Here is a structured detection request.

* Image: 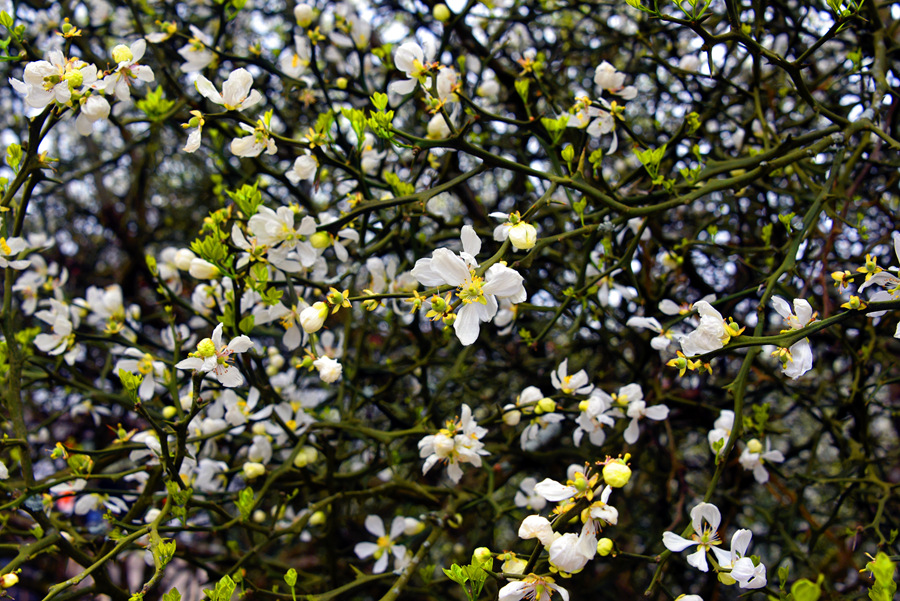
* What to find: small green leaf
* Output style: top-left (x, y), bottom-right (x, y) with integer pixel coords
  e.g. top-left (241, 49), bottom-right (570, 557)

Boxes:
top-left (791, 574), bottom-right (824, 601)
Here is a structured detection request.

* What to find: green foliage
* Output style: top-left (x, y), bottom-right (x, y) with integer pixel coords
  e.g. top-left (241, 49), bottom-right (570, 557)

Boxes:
top-left (203, 575), bottom-right (236, 601)
top-left (136, 86), bottom-right (176, 122)
top-left (791, 574), bottom-right (824, 601)
top-left (118, 369), bottom-right (144, 405)
top-left (236, 487), bottom-right (255, 521)
top-left (6, 142), bottom-right (21, 172)
top-left (162, 589), bottom-right (181, 601)
top-left (635, 143), bottom-right (667, 185)
top-left (866, 553), bottom-right (897, 601)
top-left (442, 555), bottom-right (493, 601)
top-left (227, 182), bottom-right (264, 217)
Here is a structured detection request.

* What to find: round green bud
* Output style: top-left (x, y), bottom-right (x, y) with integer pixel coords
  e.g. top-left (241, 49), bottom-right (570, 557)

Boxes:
top-left (111, 44), bottom-right (134, 64)
top-left (602, 460), bottom-right (632, 488)
top-left (161, 406), bottom-right (178, 419)
top-left (310, 231), bottom-right (331, 249)
top-left (433, 3), bottom-right (451, 22)
top-left (336, 77), bottom-right (348, 89)
top-left (597, 538), bottom-right (614, 556)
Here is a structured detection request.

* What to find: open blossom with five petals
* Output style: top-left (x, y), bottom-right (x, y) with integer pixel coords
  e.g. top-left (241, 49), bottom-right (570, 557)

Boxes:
top-left (662, 502), bottom-right (724, 572)
top-left (711, 529), bottom-right (768, 588)
top-left (389, 42), bottom-right (429, 95)
top-left (498, 574), bottom-right (568, 601)
top-left (680, 301), bottom-right (742, 357)
top-left (178, 26), bottom-right (216, 72)
top-left (550, 359), bottom-right (593, 395)
top-left (418, 403), bottom-right (489, 483)
top-left (739, 438), bottom-right (784, 483)
top-left (196, 68), bottom-right (262, 111)
top-left (411, 226), bottom-right (526, 346)
top-left (103, 40), bottom-right (155, 101)
top-left (623, 398), bottom-right (669, 444)
top-left (353, 515), bottom-right (408, 574)
top-left (280, 35), bottom-right (311, 79)
top-left (11, 50), bottom-right (98, 109)
top-left (231, 120), bottom-right (277, 157)
top-left (175, 323), bottom-right (253, 387)
top-left (771, 296), bottom-right (816, 379)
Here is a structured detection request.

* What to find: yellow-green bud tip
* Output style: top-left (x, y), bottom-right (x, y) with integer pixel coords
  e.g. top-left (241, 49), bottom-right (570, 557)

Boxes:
top-left (111, 44), bottom-right (133, 64)
top-left (433, 3), bottom-right (451, 22)
top-left (602, 461), bottom-right (632, 488)
top-left (747, 438), bottom-right (763, 454)
top-left (473, 547), bottom-right (492, 563)
top-left (310, 231), bottom-right (331, 249)
top-left (0, 573), bottom-right (18, 589)
top-left (196, 337), bottom-right (216, 357)
top-left (597, 538), bottom-right (614, 556)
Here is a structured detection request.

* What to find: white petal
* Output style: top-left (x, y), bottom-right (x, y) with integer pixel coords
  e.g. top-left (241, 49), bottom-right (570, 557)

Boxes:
top-left (460, 225), bottom-right (481, 257)
top-left (364, 514), bottom-right (386, 537)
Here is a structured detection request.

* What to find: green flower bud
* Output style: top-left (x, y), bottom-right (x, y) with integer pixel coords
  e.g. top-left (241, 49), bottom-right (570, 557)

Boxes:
top-left (597, 538), bottom-right (614, 556)
top-left (111, 44), bottom-right (133, 64)
top-left (602, 460), bottom-right (632, 488)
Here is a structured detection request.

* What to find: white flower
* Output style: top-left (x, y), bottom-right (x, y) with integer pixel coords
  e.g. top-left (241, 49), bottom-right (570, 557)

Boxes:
top-left (11, 50), bottom-right (96, 109)
top-left (514, 477), bottom-right (548, 511)
top-left (418, 404), bottom-right (489, 483)
top-left (280, 35), bottom-right (311, 79)
top-left (389, 42), bottom-right (428, 96)
top-left (102, 39), bottom-right (155, 101)
top-left (626, 316), bottom-right (676, 351)
top-left (353, 515), bottom-right (408, 574)
top-left (411, 226), bottom-right (526, 346)
top-left (711, 529), bottom-right (768, 589)
top-left (0, 460), bottom-right (8, 479)
top-left (75, 94), bottom-right (111, 135)
top-left (196, 68), bottom-right (262, 111)
top-left (771, 296), bottom-right (816, 379)
top-left (175, 323), bottom-right (253, 387)
top-left (662, 502), bottom-right (723, 572)
top-left (593, 61), bottom-right (637, 99)
top-left (35, 299), bottom-right (78, 356)
top-left (300, 302), bottom-right (329, 333)
top-left (573, 393), bottom-right (621, 447)
top-left (178, 26), bottom-right (215, 72)
top-left (707, 410), bottom-right (734, 454)
top-left (490, 212), bottom-right (537, 251)
top-left (738, 438), bottom-right (784, 483)
top-left (426, 113), bottom-right (452, 139)
top-left (623, 399), bottom-right (669, 445)
top-left (231, 121), bottom-right (277, 157)
top-left (294, 3), bottom-right (314, 27)
top-left (548, 533), bottom-right (590, 574)
top-left (287, 155), bottom-right (317, 184)
top-left (115, 348), bottom-right (166, 400)
top-left (680, 301), bottom-right (738, 357)
top-left (0, 236), bottom-right (30, 269)
top-left (189, 258), bottom-right (220, 280)
top-left (313, 356), bottom-right (342, 383)
top-left (518, 515), bottom-right (555, 547)
top-left (498, 574), bottom-right (568, 601)
top-left (550, 359), bottom-right (593, 395)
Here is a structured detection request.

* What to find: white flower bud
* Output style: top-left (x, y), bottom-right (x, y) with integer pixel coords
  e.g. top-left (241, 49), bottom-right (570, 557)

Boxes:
top-left (173, 248), bottom-right (196, 270)
top-left (313, 356), bottom-right (342, 383)
top-left (300, 302), bottom-right (329, 333)
top-left (188, 258), bottom-right (220, 280)
top-left (508, 222), bottom-right (537, 250)
top-left (294, 3), bottom-right (314, 27)
top-left (243, 461), bottom-right (266, 479)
